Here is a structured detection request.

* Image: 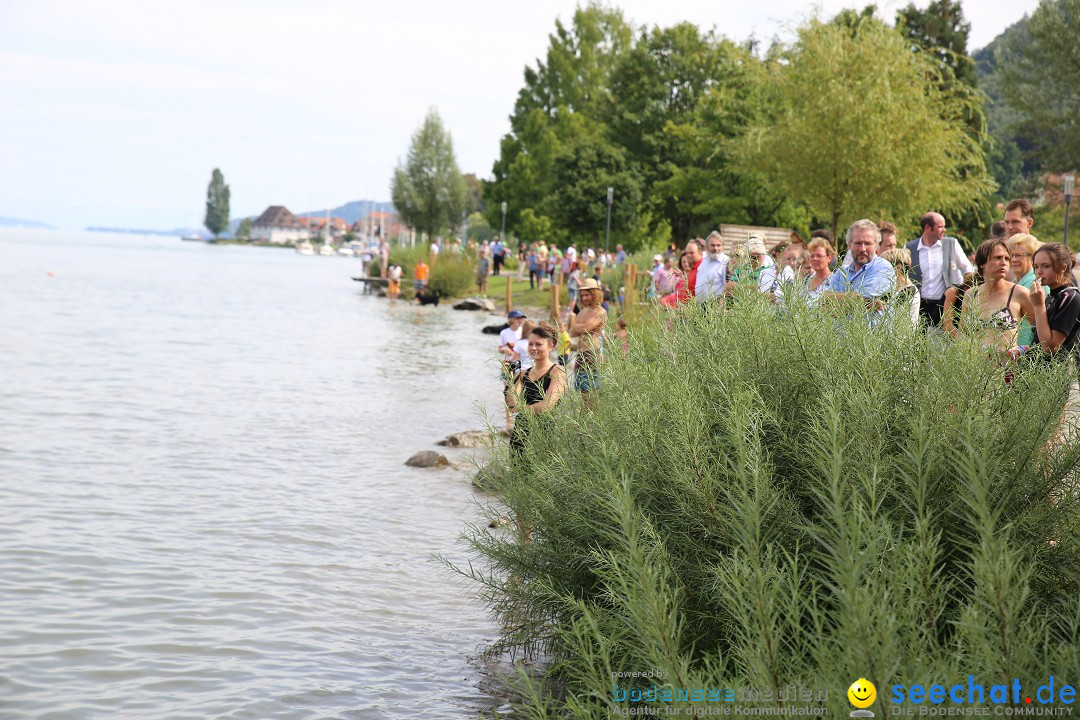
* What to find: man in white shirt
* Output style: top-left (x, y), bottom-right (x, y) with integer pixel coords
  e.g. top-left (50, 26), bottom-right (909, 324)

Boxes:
top-left (695, 231), bottom-right (730, 302)
top-left (904, 212), bottom-right (972, 328)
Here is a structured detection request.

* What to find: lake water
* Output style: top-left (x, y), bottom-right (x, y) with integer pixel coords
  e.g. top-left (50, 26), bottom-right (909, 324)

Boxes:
top-left (0, 230), bottom-right (508, 719)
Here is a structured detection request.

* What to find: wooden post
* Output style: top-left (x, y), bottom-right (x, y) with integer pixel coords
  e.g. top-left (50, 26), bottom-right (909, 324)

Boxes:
top-left (551, 282), bottom-right (560, 321)
top-left (505, 276), bottom-right (513, 314)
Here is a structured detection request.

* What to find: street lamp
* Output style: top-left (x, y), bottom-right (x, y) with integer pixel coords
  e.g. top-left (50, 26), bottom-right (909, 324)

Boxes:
top-left (1065, 174), bottom-right (1075, 247)
top-left (605, 186), bottom-right (614, 256)
top-left (500, 201), bottom-right (507, 248)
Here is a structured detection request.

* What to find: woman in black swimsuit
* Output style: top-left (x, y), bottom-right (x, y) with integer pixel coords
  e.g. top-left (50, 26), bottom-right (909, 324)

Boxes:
top-left (506, 323), bottom-right (567, 454)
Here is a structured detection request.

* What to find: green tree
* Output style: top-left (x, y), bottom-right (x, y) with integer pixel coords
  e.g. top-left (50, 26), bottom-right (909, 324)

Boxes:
top-left (203, 168), bottom-right (230, 239)
top-left (462, 173), bottom-right (485, 215)
top-left (896, 0), bottom-right (977, 87)
top-left (391, 108), bottom-right (468, 243)
top-left (1000, 0), bottom-right (1080, 172)
top-left (236, 217), bottom-right (253, 241)
top-left (486, 3), bottom-right (632, 234)
top-left (608, 25), bottom-right (754, 239)
top-left (516, 208), bottom-right (561, 247)
top-left (465, 211), bottom-right (496, 244)
top-left (550, 134), bottom-right (644, 250)
top-left (973, 18), bottom-right (1037, 199)
top-left (743, 18), bottom-right (993, 241)
top-left (896, 0), bottom-right (993, 246)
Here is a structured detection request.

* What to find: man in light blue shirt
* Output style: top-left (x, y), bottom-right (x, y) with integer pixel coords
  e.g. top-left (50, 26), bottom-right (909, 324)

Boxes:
top-left (825, 219), bottom-right (896, 307)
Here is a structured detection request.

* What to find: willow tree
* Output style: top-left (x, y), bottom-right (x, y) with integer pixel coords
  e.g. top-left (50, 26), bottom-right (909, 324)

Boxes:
top-left (743, 18), bottom-right (994, 242)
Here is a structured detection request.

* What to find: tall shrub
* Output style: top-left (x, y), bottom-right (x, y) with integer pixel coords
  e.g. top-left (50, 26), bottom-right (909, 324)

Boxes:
top-left (428, 252), bottom-right (476, 298)
top-left (461, 293), bottom-right (1080, 717)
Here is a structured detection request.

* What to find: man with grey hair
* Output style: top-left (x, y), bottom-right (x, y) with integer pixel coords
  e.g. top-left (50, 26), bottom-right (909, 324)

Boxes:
top-left (904, 211), bottom-right (971, 327)
top-left (824, 219), bottom-right (896, 303)
top-left (694, 230), bottom-right (730, 301)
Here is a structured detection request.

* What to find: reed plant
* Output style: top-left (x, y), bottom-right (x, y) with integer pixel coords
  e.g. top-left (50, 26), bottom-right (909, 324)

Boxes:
top-left (461, 291), bottom-right (1080, 718)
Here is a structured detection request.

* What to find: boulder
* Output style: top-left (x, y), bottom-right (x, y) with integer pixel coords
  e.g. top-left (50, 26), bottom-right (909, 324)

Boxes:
top-left (453, 297), bottom-right (496, 312)
top-left (404, 450), bottom-right (450, 468)
top-left (482, 323), bottom-right (508, 335)
top-left (436, 430), bottom-right (495, 448)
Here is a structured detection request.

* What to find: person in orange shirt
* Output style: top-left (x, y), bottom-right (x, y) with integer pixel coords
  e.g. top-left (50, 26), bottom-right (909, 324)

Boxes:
top-left (414, 259), bottom-right (430, 291)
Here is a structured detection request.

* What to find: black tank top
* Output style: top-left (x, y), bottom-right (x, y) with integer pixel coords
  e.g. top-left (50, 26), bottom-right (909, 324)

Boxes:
top-left (521, 365), bottom-right (556, 406)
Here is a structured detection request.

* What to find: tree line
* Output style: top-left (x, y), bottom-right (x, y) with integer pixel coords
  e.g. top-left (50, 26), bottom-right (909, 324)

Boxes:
top-left (391, 0), bottom-right (1077, 254)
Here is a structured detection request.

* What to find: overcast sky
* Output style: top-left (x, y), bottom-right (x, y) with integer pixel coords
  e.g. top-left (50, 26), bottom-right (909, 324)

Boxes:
top-left (0, 0), bottom-right (1037, 230)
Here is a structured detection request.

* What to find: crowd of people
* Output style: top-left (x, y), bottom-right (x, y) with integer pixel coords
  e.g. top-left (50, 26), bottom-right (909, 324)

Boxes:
top-left (498, 199), bottom-right (1080, 436)
top-left (474, 237), bottom-right (630, 299)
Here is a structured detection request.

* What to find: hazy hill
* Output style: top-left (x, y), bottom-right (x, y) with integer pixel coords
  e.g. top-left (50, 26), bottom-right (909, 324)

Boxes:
top-left (295, 200), bottom-right (396, 224)
top-left (224, 199), bottom-right (396, 234)
top-left (0, 216), bottom-right (53, 229)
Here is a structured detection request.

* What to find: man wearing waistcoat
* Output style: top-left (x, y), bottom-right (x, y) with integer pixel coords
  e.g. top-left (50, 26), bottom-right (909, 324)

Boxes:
top-left (905, 212), bottom-right (973, 328)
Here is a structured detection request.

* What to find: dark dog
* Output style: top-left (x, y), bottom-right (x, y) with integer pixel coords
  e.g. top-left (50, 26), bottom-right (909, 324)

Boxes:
top-left (416, 290), bottom-right (440, 306)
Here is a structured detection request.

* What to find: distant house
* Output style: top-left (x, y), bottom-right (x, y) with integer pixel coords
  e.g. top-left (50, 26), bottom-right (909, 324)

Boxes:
top-left (252, 206), bottom-right (305, 244)
top-left (296, 215), bottom-right (349, 242)
top-left (362, 210), bottom-right (409, 241)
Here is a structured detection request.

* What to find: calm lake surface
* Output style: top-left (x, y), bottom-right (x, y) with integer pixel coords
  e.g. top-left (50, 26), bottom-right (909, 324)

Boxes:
top-left (0, 230), bottom-right (508, 719)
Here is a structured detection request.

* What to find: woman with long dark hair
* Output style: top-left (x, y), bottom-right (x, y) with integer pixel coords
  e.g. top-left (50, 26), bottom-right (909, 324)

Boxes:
top-left (506, 323), bottom-right (567, 453)
top-left (1026, 243), bottom-right (1080, 361)
top-left (660, 251), bottom-right (693, 307)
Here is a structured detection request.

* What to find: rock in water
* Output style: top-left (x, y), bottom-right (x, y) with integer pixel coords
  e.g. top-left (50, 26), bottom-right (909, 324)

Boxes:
top-left (436, 430), bottom-right (495, 448)
top-left (453, 297), bottom-right (496, 312)
top-left (405, 450), bottom-right (450, 468)
top-left (482, 323), bottom-right (508, 335)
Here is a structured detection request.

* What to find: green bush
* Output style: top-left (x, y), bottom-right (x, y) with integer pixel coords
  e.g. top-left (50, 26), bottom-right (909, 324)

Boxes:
top-left (460, 293), bottom-right (1080, 718)
top-left (428, 252), bottom-right (477, 298)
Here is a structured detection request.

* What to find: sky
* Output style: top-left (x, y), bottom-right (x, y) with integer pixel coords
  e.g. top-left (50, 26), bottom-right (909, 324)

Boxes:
top-left (0, 0), bottom-right (1038, 231)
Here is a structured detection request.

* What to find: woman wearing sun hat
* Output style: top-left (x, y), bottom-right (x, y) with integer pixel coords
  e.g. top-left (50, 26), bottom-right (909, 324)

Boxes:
top-left (570, 277), bottom-right (607, 396)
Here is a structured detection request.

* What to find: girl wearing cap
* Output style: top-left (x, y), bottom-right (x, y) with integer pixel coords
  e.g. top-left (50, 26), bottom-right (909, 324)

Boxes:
top-left (570, 278), bottom-right (607, 396)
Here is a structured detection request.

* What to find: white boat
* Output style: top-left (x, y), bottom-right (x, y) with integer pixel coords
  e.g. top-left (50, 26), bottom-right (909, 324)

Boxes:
top-left (319, 243), bottom-right (336, 256)
top-left (296, 240), bottom-right (315, 255)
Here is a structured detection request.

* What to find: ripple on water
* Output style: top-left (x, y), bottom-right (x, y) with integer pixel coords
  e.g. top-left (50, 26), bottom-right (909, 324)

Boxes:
top-left (0, 231), bottom-right (505, 719)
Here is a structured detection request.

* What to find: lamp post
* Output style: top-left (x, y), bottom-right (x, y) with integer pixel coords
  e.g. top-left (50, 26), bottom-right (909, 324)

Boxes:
top-left (605, 186), bottom-right (614, 256)
top-left (462, 209), bottom-right (467, 246)
top-left (1065, 174), bottom-right (1075, 247)
top-left (500, 201), bottom-right (507, 249)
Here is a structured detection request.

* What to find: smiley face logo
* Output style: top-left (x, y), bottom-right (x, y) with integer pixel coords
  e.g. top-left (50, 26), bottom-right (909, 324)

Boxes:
top-left (848, 678), bottom-right (876, 709)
